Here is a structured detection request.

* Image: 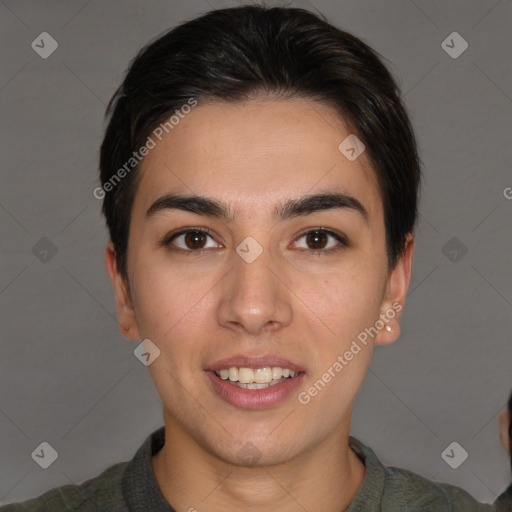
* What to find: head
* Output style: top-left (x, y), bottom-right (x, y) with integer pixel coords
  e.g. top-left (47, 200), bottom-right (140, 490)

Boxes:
top-left (498, 390), bottom-right (512, 471)
top-left (100, 5), bottom-right (420, 466)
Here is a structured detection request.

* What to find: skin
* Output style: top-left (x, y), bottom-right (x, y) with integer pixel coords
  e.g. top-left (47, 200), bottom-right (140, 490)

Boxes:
top-left (105, 98), bottom-right (414, 512)
top-left (498, 405), bottom-right (511, 455)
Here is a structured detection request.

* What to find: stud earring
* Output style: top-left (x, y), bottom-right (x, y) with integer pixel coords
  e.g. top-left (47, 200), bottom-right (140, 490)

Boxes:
top-left (385, 325), bottom-right (393, 332)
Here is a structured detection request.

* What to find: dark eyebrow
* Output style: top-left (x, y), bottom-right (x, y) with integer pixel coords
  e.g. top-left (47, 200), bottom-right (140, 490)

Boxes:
top-left (146, 192), bottom-right (369, 224)
top-left (276, 192), bottom-right (369, 224)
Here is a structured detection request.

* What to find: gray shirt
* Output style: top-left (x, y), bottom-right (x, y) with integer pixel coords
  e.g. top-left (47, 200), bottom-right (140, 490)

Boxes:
top-left (1, 426), bottom-right (510, 511)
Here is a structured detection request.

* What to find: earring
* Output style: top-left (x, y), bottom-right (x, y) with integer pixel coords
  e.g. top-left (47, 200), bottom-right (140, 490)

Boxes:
top-left (385, 325), bottom-right (393, 332)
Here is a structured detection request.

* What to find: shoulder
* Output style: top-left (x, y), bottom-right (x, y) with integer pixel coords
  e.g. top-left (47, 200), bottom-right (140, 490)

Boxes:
top-left (494, 483), bottom-right (512, 511)
top-left (0, 461), bottom-right (129, 512)
top-left (382, 465), bottom-right (493, 511)
top-left (1, 426), bottom-right (166, 512)
top-left (348, 436), bottom-right (494, 511)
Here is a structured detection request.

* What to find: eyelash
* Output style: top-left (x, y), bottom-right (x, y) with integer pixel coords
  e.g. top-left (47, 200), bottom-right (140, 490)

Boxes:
top-left (161, 227), bottom-right (349, 256)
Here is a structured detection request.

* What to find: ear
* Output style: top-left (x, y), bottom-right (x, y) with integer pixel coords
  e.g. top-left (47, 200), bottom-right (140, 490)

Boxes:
top-left (105, 242), bottom-right (140, 340)
top-left (375, 233), bottom-right (415, 345)
top-left (498, 405), bottom-right (511, 454)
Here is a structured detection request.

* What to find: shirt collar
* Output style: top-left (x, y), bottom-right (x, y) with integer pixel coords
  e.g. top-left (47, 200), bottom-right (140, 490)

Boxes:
top-left (344, 435), bottom-right (386, 512)
top-left (122, 425), bottom-right (175, 511)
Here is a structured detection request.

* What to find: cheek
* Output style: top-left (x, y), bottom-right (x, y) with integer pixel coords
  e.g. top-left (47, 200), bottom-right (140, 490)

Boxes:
top-left (291, 266), bottom-right (382, 401)
top-left (130, 268), bottom-right (187, 344)
top-left (304, 267), bottom-right (383, 340)
top-left (296, 277), bottom-right (378, 417)
top-left (132, 267), bottom-right (213, 398)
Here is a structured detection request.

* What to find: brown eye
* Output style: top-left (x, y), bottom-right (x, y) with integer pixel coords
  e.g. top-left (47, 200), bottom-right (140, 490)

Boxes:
top-left (183, 231), bottom-right (208, 249)
top-left (164, 228), bottom-right (221, 252)
top-left (305, 230), bottom-right (328, 249)
top-left (293, 228), bottom-right (348, 253)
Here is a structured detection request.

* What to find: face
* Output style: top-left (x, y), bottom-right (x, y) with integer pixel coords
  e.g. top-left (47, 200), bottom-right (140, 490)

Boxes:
top-left (499, 404), bottom-right (511, 456)
top-left (106, 98), bottom-right (413, 466)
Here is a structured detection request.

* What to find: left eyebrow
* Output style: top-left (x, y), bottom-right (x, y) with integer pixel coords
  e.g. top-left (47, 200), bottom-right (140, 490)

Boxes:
top-left (145, 192), bottom-right (369, 225)
top-left (276, 192), bottom-right (369, 225)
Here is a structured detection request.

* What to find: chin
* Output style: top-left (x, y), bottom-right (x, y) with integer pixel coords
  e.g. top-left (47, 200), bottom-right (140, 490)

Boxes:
top-left (206, 433), bottom-right (303, 468)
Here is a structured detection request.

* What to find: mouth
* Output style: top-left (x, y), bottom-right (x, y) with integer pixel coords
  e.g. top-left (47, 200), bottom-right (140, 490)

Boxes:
top-left (213, 366), bottom-right (300, 389)
top-left (204, 355), bottom-right (306, 410)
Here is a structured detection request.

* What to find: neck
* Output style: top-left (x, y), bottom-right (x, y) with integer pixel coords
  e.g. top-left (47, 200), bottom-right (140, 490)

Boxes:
top-left (152, 415), bottom-right (366, 512)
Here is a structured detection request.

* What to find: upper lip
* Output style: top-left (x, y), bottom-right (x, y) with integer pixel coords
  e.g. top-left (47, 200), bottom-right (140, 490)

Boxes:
top-left (206, 354), bottom-right (306, 373)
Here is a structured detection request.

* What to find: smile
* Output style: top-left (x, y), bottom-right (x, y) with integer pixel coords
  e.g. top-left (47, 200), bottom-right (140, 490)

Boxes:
top-left (215, 366), bottom-right (299, 389)
top-left (206, 368), bottom-right (305, 410)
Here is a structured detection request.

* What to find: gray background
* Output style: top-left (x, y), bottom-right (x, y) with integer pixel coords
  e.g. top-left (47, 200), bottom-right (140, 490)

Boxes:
top-left (0, 0), bottom-right (511, 506)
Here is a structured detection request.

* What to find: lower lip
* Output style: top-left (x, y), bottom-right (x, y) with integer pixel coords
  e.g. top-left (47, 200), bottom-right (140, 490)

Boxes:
top-left (205, 371), bottom-right (306, 410)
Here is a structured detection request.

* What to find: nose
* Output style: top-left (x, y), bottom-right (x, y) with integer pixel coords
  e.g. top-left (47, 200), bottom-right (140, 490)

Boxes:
top-left (216, 244), bottom-right (293, 336)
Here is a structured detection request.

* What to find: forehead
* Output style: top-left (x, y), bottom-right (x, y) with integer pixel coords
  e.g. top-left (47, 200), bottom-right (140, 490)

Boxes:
top-left (134, 98), bottom-right (382, 222)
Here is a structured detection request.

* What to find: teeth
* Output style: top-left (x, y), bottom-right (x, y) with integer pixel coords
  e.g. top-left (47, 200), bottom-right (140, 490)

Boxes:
top-left (235, 379), bottom-right (284, 389)
top-left (254, 367), bottom-right (272, 383)
top-left (228, 367), bottom-right (238, 381)
top-left (214, 366), bottom-right (299, 384)
top-left (272, 366), bottom-right (282, 380)
top-left (239, 367), bottom-right (254, 384)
